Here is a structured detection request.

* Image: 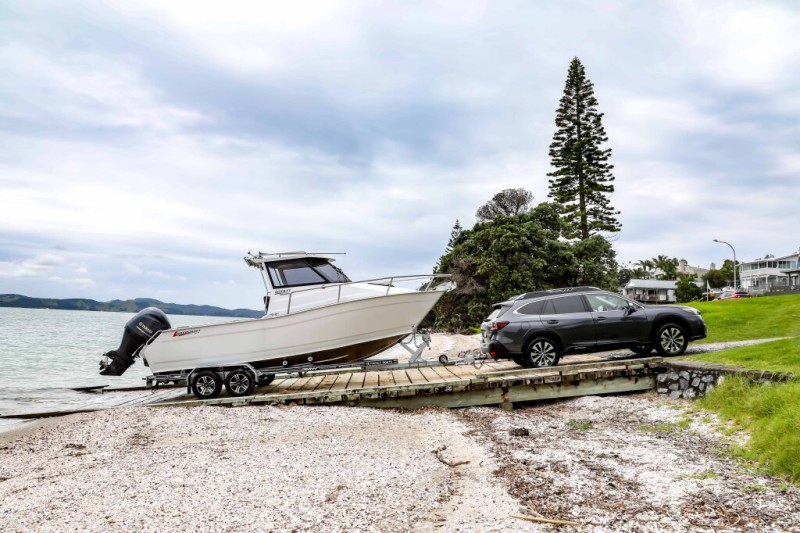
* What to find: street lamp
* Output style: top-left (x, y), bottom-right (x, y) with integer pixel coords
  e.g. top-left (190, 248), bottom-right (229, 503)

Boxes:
top-left (713, 239), bottom-right (737, 288)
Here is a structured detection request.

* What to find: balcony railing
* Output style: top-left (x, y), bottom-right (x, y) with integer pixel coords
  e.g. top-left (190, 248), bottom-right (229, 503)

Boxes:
top-left (282, 274), bottom-right (452, 314)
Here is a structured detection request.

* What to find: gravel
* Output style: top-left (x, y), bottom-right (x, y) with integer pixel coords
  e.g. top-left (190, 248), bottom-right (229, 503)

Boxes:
top-left (1, 334), bottom-right (797, 531)
top-left (0, 405), bottom-right (527, 532)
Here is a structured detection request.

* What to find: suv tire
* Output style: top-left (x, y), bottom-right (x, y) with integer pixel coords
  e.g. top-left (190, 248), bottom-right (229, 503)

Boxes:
top-left (654, 323), bottom-right (688, 356)
top-left (525, 337), bottom-right (561, 368)
top-left (511, 354), bottom-right (530, 368)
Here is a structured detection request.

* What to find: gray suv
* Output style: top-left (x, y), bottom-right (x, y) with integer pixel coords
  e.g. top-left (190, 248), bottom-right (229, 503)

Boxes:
top-left (480, 287), bottom-right (707, 368)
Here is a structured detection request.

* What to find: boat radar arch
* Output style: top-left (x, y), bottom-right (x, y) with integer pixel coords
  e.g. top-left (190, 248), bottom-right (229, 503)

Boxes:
top-left (244, 251), bottom-right (345, 267)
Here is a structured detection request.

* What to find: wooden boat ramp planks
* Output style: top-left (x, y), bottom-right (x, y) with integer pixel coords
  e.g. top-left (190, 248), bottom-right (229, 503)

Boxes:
top-left (375, 370), bottom-right (396, 387)
top-left (403, 367), bottom-right (430, 384)
top-left (150, 356), bottom-right (665, 410)
top-left (2, 357), bottom-right (667, 419)
top-left (390, 369), bottom-right (413, 387)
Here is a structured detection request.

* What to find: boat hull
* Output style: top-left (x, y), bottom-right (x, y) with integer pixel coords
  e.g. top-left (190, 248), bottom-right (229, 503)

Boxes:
top-left (141, 290), bottom-right (443, 374)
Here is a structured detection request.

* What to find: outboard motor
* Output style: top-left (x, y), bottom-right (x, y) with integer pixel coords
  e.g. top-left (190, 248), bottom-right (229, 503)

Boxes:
top-left (99, 307), bottom-right (171, 376)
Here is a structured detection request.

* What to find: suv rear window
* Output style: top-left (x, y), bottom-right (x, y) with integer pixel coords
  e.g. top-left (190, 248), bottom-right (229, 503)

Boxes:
top-left (517, 300), bottom-right (547, 315)
top-left (485, 307), bottom-right (504, 321)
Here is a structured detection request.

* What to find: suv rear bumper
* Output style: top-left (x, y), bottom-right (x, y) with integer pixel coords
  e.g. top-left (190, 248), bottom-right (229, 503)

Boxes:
top-left (481, 340), bottom-right (516, 359)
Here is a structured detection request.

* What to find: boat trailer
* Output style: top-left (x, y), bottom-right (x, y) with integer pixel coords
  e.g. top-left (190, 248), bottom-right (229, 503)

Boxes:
top-left (145, 329), bottom-right (489, 400)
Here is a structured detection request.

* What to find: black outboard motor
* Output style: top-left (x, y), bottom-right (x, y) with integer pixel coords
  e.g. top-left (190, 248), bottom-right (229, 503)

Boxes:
top-left (99, 307), bottom-right (171, 376)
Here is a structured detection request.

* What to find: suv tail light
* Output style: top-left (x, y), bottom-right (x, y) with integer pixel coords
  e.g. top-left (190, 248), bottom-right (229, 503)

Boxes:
top-left (491, 321), bottom-right (509, 332)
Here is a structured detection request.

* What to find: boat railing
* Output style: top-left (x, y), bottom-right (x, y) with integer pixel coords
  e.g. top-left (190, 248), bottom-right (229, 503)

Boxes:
top-left (284, 273), bottom-right (451, 314)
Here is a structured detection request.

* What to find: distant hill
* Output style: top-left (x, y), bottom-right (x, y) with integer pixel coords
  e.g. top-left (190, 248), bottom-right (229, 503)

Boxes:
top-left (0, 294), bottom-right (263, 318)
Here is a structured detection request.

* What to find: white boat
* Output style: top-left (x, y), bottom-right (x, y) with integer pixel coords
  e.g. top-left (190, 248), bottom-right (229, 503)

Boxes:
top-left (100, 252), bottom-right (452, 378)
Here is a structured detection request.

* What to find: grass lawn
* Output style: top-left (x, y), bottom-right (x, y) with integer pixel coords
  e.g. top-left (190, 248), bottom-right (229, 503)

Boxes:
top-left (685, 293), bottom-right (800, 343)
top-left (697, 376), bottom-right (800, 483)
top-left (681, 337), bottom-right (800, 375)
top-left (678, 293), bottom-right (800, 483)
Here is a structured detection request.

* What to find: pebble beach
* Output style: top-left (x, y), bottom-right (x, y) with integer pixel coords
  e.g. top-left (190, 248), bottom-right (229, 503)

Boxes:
top-left (2, 334), bottom-right (799, 532)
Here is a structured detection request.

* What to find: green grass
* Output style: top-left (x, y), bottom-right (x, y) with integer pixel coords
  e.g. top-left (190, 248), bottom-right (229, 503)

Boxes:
top-left (673, 294), bottom-right (800, 483)
top-left (566, 419), bottom-right (593, 431)
top-left (685, 293), bottom-right (800, 343)
top-left (698, 376), bottom-right (800, 483)
top-left (681, 337), bottom-right (800, 375)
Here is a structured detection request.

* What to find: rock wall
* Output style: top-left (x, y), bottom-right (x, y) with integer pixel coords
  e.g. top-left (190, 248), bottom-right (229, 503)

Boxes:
top-left (656, 361), bottom-right (795, 400)
top-left (656, 367), bottom-right (719, 399)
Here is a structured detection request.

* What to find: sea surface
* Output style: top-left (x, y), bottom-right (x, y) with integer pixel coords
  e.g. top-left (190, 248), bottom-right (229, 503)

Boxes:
top-left (0, 307), bottom-right (231, 417)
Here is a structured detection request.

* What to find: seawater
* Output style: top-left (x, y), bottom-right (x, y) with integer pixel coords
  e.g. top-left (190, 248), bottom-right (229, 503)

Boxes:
top-left (0, 307), bottom-right (230, 417)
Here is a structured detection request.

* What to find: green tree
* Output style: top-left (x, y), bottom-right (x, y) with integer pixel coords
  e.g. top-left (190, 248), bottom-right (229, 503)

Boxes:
top-left (432, 202), bottom-right (618, 331)
top-left (475, 188), bottom-right (534, 222)
top-left (652, 255), bottom-right (679, 280)
top-left (702, 259), bottom-right (739, 288)
top-left (547, 57), bottom-right (621, 239)
top-left (446, 219), bottom-right (463, 253)
top-left (675, 273), bottom-right (702, 303)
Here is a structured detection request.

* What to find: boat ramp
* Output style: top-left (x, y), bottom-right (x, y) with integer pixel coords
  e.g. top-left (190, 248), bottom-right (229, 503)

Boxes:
top-left (1, 356), bottom-right (665, 420)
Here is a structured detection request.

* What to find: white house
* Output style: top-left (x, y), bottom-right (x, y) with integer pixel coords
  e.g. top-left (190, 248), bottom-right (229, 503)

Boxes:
top-left (739, 252), bottom-right (800, 292)
top-left (623, 279), bottom-right (678, 303)
top-left (623, 278), bottom-right (705, 304)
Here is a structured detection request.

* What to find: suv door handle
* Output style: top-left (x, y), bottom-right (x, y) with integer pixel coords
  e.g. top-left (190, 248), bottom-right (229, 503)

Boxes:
top-left (596, 317), bottom-right (607, 321)
top-left (547, 320), bottom-right (559, 324)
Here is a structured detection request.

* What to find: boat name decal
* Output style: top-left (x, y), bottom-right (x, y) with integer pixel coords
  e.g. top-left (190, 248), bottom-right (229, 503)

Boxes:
top-left (172, 329), bottom-right (201, 337)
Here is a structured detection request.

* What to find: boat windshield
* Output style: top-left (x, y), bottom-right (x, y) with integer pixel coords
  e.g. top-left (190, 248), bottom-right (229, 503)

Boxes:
top-left (267, 258), bottom-right (351, 288)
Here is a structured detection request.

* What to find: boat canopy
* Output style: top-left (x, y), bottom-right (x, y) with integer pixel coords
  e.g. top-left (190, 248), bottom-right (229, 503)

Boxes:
top-left (244, 252), bottom-right (350, 290)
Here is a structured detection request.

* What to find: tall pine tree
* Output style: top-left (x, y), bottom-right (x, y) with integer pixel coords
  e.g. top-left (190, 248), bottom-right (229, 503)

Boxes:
top-left (547, 57), bottom-right (620, 239)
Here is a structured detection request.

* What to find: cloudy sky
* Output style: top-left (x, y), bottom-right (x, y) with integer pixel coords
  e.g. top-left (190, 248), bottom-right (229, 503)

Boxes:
top-left (1, 0), bottom-right (799, 310)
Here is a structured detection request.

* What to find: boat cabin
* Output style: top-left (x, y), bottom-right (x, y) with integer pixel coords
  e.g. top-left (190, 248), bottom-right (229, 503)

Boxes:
top-left (245, 252), bottom-right (364, 316)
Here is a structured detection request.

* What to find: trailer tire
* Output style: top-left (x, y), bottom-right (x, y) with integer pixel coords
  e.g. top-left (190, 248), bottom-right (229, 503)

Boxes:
top-left (258, 374), bottom-right (275, 387)
top-left (224, 368), bottom-right (256, 397)
top-left (191, 370), bottom-right (223, 399)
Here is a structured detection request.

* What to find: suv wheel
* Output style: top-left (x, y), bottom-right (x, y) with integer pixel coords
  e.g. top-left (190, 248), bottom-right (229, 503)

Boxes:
top-left (654, 323), bottom-right (688, 356)
top-left (525, 338), bottom-right (561, 368)
top-left (511, 354), bottom-right (530, 368)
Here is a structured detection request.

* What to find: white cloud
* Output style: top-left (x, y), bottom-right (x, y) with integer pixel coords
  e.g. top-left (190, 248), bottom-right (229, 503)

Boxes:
top-left (672, 1), bottom-right (800, 91)
top-left (0, 44), bottom-right (207, 132)
top-left (0, 254), bottom-right (66, 278)
top-left (1, 0), bottom-right (799, 307)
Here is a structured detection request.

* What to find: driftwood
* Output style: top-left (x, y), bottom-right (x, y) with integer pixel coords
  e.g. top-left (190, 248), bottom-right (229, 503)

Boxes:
top-left (511, 513), bottom-right (579, 526)
top-left (431, 445), bottom-right (470, 467)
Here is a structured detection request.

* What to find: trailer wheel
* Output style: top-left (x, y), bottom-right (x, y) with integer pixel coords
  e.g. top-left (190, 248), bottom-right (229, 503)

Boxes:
top-left (191, 370), bottom-right (222, 399)
top-left (258, 374), bottom-right (275, 387)
top-left (438, 354), bottom-right (448, 364)
top-left (224, 369), bottom-right (255, 397)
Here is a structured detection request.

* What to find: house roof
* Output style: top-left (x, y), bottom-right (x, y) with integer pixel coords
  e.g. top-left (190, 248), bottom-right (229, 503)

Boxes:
top-left (625, 279), bottom-right (677, 290)
top-left (740, 252), bottom-right (800, 265)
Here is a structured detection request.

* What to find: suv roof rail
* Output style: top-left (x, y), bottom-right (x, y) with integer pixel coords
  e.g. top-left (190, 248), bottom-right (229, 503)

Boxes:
top-left (519, 286), bottom-right (602, 300)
